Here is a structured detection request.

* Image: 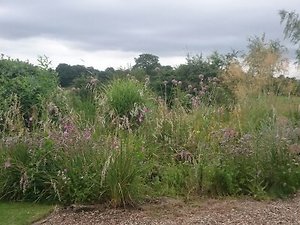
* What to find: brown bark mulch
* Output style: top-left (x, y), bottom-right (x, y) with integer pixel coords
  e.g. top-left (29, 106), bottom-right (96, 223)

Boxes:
top-left (34, 194), bottom-right (300, 225)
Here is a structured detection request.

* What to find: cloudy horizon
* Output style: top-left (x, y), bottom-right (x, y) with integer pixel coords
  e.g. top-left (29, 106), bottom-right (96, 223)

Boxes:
top-left (1, 0), bottom-right (299, 76)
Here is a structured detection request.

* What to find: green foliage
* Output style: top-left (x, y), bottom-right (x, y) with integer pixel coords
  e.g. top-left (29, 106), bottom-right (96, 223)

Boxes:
top-left (159, 163), bottom-right (196, 197)
top-left (234, 96), bottom-right (274, 132)
top-left (49, 146), bottom-right (104, 204)
top-left (176, 52), bottom-right (236, 85)
top-left (200, 82), bottom-right (236, 108)
top-left (0, 139), bottom-right (62, 202)
top-left (68, 91), bottom-right (97, 124)
top-left (104, 146), bottom-right (144, 207)
top-left (200, 131), bottom-right (300, 199)
top-left (67, 76), bottom-right (100, 124)
top-left (140, 52), bottom-right (238, 108)
top-left (0, 131), bottom-right (144, 206)
top-left (0, 58), bottom-right (59, 129)
top-left (1, 53), bottom-right (300, 208)
top-left (106, 79), bottom-right (141, 116)
top-left (104, 78), bottom-right (153, 122)
top-left (133, 53), bottom-right (161, 75)
top-left (56, 63), bottom-right (108, 87)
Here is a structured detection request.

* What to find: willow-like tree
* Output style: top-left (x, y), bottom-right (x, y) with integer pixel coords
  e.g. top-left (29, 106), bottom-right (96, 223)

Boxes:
top-left (244, 35), bottom-right (288, 77)
top-left (279, 10), bottom-right (300, 63)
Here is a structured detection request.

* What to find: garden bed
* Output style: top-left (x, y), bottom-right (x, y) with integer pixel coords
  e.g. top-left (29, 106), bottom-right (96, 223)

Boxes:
top-left (34, 194), bottom-right (300, 225)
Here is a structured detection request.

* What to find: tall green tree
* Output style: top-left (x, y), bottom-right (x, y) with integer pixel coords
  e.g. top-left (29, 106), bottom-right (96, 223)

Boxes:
top-left (279, 10), bottom-right (300, 63)
top-left (56, 64), bottom-right (101, 87)
top-left (176, 51), bottom-right (237, 86)
top-left (56, 63), bottom-right (78, 87)
top-left (133, 53), bottom-right (161, 75)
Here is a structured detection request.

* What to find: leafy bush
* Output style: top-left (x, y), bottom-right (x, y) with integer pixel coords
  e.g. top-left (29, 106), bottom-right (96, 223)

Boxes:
top-left (0, 58), bottom-right (59, 129)
top-left (202, 84), bottom-right (236, 107)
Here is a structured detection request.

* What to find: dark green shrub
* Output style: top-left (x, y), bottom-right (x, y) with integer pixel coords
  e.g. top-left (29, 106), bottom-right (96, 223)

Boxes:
top-left (202, 85), bottom-right (236, 107)
top-left (0, 58), bottom-right (59, 129)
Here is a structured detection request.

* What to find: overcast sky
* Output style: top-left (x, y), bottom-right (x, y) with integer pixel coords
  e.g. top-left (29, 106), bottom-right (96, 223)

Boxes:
top-left (0, 0), bottom-right (299, 74)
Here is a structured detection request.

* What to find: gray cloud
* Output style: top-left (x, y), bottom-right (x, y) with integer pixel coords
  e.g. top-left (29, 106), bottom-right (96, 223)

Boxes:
top-left (1, 0), bottom-right (299, 58)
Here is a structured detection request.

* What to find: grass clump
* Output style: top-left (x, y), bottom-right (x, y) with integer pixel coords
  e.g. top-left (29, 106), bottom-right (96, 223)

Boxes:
top-left (103, 145), bottom-right (143, 207)
top-left (105, 78), bottom-right (150, 117)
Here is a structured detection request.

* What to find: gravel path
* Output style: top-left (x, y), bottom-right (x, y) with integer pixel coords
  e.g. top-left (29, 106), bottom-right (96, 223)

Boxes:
top-left (34, 194), bottom-right (300, 225)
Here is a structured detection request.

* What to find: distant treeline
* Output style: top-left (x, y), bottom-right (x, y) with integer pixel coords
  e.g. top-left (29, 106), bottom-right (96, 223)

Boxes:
top-left (56, 50), bottom-right (300, 98)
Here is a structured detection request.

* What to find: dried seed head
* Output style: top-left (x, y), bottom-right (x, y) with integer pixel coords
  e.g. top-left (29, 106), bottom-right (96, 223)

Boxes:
top-left (174, 150), bottom-right (194, 163)
top-left (4, 158), bottom-right (12, 169)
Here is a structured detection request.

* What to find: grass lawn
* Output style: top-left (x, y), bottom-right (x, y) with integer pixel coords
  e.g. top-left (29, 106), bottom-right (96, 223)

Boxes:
top-left (0, 202), bottom-right (54, 225)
